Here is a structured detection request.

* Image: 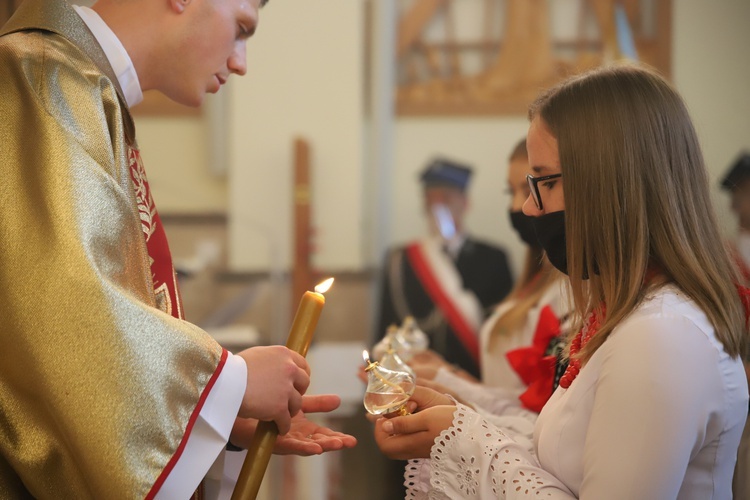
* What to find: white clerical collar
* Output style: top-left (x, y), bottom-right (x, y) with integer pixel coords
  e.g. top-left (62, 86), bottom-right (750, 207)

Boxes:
top-left (73, 5), bottom-right (143, 108)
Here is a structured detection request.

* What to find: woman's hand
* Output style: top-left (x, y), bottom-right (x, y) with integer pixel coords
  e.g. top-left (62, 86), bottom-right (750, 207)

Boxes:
top-left (410, 362), bottom-right (439, 380)
top-left (410, 349), bottom-right (447, 366)
top-left (364, 383), bottom-right (454, 424)
top-left (414, 376), bottom-right (455, 397)
top-left (374, 405), bottom-right (457, 460)
top-left (408, 349), bottom-right (448, 380)
top-left (383, 385), bottom-right (454, 415)
top-left (371, 386), bottom-right (457, 459)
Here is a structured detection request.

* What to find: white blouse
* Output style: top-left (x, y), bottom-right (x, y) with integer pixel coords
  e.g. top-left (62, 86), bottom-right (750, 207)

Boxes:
top-left (431, 281), bottom-right (568, 417)
top-left (406, 286), bottom-right (749, 499)
top-left (477, 281), bottom-right (569, 395)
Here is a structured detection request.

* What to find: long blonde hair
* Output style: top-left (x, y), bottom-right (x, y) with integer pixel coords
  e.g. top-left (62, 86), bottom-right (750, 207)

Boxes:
top-left (529, 64), bottom-right (746, 361)
top-left (489, 248), bottom-right (561, 340)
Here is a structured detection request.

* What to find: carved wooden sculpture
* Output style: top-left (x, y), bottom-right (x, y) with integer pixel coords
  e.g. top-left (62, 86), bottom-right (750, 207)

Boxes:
top-left (395, 0), bottom-right (671, 116)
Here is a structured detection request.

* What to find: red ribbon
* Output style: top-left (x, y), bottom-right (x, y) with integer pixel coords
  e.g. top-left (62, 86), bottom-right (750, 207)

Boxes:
top-left (506, 281), bottom-right (750, 414)
top-left (506, 305), bottom-right (561, 413)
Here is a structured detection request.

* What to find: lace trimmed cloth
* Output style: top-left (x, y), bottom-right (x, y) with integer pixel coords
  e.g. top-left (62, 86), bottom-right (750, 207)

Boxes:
top-left (432, 368), bottom-right (538, 455)
top-left (405, 287), bottom-right (749, 499)
top-left (405, 404), bottom-right (574, 499)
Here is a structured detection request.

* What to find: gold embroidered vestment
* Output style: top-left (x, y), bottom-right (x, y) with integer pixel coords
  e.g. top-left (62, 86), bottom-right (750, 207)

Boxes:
top-left (0, 1), bottom-right (224, 497)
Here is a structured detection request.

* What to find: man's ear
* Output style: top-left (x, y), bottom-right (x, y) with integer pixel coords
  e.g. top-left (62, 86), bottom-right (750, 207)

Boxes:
top-left (168, 0), bottom-right (192, 14)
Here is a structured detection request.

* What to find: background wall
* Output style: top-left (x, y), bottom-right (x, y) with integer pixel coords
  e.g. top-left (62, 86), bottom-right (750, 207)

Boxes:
top-left (135, 0), bottom-right (750, 277)
top-left (226, 0), bottom-right (366, 272)
top-left (136, 113), bottom-right (228, 214)
top-left (672, 0), bottom-right (750, 226)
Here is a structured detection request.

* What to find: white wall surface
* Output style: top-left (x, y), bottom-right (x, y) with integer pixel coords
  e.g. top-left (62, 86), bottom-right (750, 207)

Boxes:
top-left (135, 0), bottom-right (750, 274)
top-left (135, 114), bottom-right (228, 214)
top-left (672, 0), bottom-right (750, 234)
top-left (227, 0), bottom-right (365, 272)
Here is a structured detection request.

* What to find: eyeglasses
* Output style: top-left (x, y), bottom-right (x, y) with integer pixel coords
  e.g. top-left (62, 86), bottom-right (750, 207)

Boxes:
top-left (526, 173), bottom-right (562, 211)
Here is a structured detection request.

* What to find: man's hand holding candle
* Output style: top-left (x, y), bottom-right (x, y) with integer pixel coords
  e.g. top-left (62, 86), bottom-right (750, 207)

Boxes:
top-left (231, 279), bottom-right (344, 500)
top-left (236, 345), bottom-right (311, 435)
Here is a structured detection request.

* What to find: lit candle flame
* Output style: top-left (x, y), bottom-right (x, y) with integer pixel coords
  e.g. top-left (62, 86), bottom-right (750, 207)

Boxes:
top-left (315, 277), bottom-right (334, 294)
top-left (362, 349), bottom-right (371, 365)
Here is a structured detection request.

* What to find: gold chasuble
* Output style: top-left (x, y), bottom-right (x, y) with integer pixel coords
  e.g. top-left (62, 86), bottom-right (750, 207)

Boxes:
top-left (0, 0), bottom-right (227, 498)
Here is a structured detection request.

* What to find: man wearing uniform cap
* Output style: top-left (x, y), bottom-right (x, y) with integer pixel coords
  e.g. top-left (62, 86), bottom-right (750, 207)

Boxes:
top-left (375, 157), bottom-right (514, 380)
top-left (372, 157), bottom-right (513, 499)
top-left (721, 151), bottom-right (750, 499)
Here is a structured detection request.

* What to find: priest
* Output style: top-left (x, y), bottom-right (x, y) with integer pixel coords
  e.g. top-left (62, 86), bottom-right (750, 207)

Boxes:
top-left (0, 0), bottom-right (355, 498)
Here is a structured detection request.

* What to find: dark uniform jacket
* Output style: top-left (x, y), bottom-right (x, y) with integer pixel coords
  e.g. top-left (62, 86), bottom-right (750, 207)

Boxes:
top-left (376, 237), bottom-right (513, 379)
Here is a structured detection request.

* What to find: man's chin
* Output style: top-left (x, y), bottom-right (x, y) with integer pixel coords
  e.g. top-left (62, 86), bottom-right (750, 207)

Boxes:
top-left (161, 90), bottom-right (204, 109)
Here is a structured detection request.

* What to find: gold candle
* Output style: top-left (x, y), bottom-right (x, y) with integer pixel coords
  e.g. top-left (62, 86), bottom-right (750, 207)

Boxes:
top-left (231, 278), bottom-right (334, 500)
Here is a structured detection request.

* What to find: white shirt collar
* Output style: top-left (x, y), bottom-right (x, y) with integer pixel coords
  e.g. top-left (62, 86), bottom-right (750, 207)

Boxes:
top-left (427, 233), bottom-right (467, 261)
top-left (72, 5), bottom-right (143, 108)
top-left (444, 233), bottom-right (467, 260)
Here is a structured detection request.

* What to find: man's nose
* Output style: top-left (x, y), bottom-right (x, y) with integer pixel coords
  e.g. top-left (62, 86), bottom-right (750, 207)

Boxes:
top-left (228, 42), bottom-right (247, 76)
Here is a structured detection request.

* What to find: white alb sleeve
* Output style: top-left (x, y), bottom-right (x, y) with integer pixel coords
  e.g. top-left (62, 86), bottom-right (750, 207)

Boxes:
top-left (155, 351), bottom-right (246, 500)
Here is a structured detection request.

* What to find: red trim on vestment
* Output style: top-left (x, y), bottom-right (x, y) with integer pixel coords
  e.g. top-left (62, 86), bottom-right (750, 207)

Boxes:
top-left (146, 348), bottom-right (229, 499)
top-left (405, 243), bottom-right (480, 365)
top-left (128, 147), bottom-right (184, 319)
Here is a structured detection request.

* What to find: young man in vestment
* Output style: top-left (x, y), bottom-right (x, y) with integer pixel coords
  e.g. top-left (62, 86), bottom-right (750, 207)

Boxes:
top-left (0, 0), bottom-right (355, 498)
top-left (375, 158), bottom-right (514, 380)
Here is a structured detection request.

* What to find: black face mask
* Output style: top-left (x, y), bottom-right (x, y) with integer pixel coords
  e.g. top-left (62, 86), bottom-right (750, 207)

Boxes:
top-left (509, 211), bottom-right (538, 247)
top-left (531, 210), bottom-right (569, 275)
top-left (532, 210), bottom-right (597, 278)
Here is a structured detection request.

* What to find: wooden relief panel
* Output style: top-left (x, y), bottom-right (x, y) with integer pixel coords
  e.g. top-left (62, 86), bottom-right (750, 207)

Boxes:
top-left (396, 0), bottom-right (672, 116)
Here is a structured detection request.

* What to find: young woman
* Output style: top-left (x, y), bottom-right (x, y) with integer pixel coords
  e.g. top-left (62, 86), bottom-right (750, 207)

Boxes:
top-left (374, 65), bottom-right (749, 499)
top-left (409, 139), bottom-right (569, 420)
